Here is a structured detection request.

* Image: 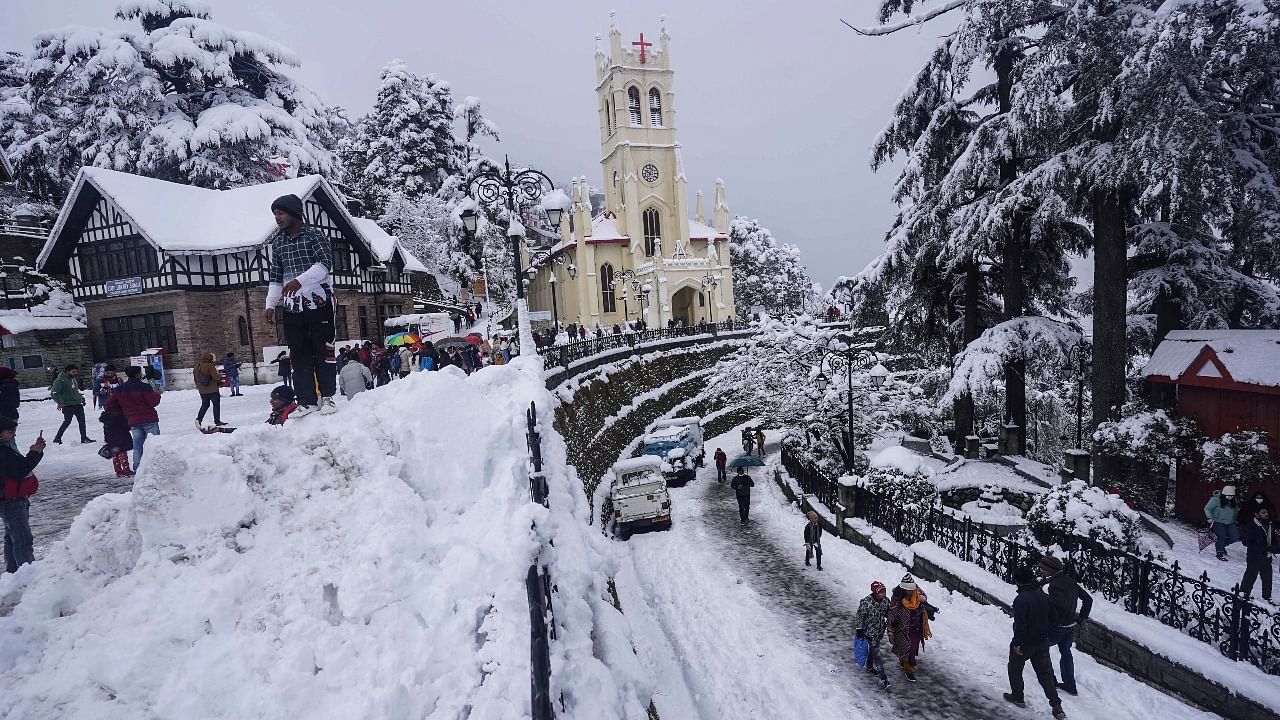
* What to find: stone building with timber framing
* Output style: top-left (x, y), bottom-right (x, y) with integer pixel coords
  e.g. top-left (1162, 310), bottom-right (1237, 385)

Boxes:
top-left (36, 168), bottom-right (427, 385)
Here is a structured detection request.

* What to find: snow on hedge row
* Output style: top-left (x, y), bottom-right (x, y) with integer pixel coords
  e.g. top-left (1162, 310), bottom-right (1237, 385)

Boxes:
top-left (0, 359), bottom-right (647, 719)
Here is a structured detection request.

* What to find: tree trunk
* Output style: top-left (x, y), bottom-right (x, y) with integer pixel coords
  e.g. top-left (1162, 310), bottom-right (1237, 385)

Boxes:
top-left (996, 41), bottom-right (1026, 455)
top-left (953, 262), bottom-right (981, 441)
top-left (1092, 187), bottom-right (1128, 485)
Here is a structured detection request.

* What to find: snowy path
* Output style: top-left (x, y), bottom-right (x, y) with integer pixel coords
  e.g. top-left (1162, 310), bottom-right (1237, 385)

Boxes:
top-left (614, 428), bottom-right (1219, 720)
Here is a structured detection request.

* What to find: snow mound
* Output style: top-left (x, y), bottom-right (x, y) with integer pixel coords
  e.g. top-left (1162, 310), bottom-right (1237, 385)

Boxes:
top-left (0, 359), bottom-right (639, 718)
top-left (869, 445), bottom-right (933, 476)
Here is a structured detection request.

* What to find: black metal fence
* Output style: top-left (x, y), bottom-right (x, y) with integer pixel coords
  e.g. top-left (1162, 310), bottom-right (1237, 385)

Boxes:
top-left (780, 446), bottom-right (1280, 676)
top-left (525, 402), bottom-right (555, 719)
top-left (536, 320), bottom-right (745, 370)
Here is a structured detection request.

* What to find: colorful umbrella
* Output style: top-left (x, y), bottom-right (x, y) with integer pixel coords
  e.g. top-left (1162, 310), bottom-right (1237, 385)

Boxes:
top-left (386, 332), bottom-right (420, 347)
top-left (464, 334), bottom-right (484, 346)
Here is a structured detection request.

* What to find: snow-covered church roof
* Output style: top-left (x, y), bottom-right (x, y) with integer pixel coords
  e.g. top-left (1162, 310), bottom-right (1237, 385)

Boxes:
top-left (585, 213), bottom-right (726, 242)
top-left (38, 167), bottom-right (377, 271)
top-left (350, 217), bottom-right (428, 273)
top-left (1143, 329), bottom-right (1280, 389)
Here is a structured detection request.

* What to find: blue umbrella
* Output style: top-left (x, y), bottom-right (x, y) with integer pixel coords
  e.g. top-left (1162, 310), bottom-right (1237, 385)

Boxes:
top-left (729, 455), bottom-right (766, 468)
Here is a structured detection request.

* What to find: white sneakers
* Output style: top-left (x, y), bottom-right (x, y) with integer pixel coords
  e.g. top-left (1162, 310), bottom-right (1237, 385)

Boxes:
top-left (317, 396), bottom-right (337, 415)
top-left (292, 404), bottom-right (317, 418)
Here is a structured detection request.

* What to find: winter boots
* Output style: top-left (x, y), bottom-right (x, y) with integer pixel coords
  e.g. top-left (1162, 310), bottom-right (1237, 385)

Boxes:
top-left (1004, 693), bottom-right (1066, 719)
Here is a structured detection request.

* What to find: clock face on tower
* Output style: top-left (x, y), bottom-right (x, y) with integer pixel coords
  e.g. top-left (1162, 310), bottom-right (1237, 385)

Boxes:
top-left (641, 164), bottom-right (660, 183)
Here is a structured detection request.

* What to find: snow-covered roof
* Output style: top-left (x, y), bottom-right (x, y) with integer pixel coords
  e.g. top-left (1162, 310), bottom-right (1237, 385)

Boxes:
top-left (1143, 330), bottom-right (1280, 388)
top-left (39, 168), bottom-right (376, 269)
top-left (0, 315), bottom-right (86, 335)
top-left (649, 416), bottom-right (702, 432)
top-left (688, 219), bottom-right (726, 240)
top-left (613, 455), bottom-right (664, 474)
top-left (588, 213), bottom-right (627, 241)
top-left (350, 217), bottom-right (429, 273)
top-left (0, 145), bottom-right (13, 183)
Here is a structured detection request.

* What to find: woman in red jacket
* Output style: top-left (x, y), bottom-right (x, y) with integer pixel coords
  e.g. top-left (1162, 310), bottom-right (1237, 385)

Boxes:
top-left (104, 366), bottom-right (161, 473)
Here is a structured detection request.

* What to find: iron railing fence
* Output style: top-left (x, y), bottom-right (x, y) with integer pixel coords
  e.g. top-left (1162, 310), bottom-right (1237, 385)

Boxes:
top-left (525, 401), bottom-right (555, 719)
top-left (536, 320), bottom-right (745, 370)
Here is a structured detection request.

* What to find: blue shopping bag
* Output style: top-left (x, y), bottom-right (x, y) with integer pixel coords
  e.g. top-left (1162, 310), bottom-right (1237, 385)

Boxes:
top-left (853, 636), bottom-right (870, 667)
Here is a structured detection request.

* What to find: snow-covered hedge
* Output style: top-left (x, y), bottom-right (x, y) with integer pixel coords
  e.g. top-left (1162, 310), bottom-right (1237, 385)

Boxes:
top-left (1093, 404), bottom-right (1198, 467)
top-left (1201, 431), bottom-right (1276, 494)
top-left (858, 463), bottom-right (937, 511)
top-left (1025, 480), bottom-right (1142, 552)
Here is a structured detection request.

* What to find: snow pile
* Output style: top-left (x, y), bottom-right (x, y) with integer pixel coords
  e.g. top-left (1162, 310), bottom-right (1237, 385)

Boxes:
top-left (869, 444), bottom-right (934, 476)
top-left (0, 359), bottom-right (642, 718)
top-left (1026, 480), bottom-right (1142, 551)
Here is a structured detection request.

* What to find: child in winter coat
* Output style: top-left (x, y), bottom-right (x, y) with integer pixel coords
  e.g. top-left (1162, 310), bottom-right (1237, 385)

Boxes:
top-left (855, 580), bottom-right (892, 689)
top-left (100, 407), bottom-right (134, 478)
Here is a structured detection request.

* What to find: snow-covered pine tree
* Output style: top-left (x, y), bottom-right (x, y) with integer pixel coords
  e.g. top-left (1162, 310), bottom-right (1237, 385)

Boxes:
top-left (727, 216), bottom-right (813, 320)
top-left (0, 0), bottom-right (343, 202)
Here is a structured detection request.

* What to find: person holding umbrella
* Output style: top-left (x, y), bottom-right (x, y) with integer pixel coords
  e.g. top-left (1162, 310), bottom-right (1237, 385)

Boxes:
top-left (730, 466), bottom-right (754, 525)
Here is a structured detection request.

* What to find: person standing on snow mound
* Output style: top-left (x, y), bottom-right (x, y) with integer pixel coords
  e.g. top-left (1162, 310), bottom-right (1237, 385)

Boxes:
top-left (1005, 565), bottom-right (1067, 719)
top-left (262, 194), bottom-right (337, 417)
top-left (730, 466), bottom-right (754, 525)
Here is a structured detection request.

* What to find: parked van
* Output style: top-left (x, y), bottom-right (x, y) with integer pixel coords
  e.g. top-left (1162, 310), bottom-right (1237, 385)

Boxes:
top-left (609, 455), bottom-right (671, 537)
top-left (642, 417), bottom-right (706, 484)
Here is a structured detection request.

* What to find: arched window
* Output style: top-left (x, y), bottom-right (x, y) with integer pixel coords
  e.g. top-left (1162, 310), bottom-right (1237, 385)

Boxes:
top-left (649, 88), bottom-right (663, 126)
top-left (600, 263), bottom-right (617, 313)
top-left (642, 208), bottom-right (661, 257)
top-left (238, 316), bottom-right (250, 345)
top-left (627, 87), bottom-right (642, 126)
top-left (606, 97), bottom-right (614, 135)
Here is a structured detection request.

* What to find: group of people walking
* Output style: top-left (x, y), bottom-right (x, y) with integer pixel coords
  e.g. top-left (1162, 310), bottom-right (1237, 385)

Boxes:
top-left (1205, 485), bottom-right (1277, 601)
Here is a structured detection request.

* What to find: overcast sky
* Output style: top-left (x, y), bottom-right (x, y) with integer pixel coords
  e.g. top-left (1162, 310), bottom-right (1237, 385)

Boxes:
top-left (3, 0), bottom-right (953, 290)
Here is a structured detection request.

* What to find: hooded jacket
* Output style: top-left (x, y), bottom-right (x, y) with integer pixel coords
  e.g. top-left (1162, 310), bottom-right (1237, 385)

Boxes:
top-left (105, 378), bottom-right (161, 426)
top-left (339, 361), bottom-right (373, 399)
top-left (1205, 491), bottom-right (1240, 525)
top-left (1012, 580), bottom-right (1053, 652)
top-left (193, 353), bottom-right (220, 395)
top-left (50, 371), bottom-right (84, 406)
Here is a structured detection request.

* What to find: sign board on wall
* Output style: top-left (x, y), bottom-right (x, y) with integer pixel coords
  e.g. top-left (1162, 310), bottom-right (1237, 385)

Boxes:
top-left (526, 310), bottom-right (553, 321)
top-left (103, 277), bottom-right (143, 297)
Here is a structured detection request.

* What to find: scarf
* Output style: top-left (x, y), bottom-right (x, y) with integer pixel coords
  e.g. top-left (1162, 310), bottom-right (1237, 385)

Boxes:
top-left (901, 589), bottom-right (933, 641)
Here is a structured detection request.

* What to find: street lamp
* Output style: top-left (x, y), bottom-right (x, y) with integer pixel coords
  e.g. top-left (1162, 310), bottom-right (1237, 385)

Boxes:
top-left (814, 333), bottom-right (886, 472)
top-left (701, 273), bottom-right (720, 324)
top-left (548, 273), bottom-right (559, 330)
top-left (462, 155), bottom-right (560, 300)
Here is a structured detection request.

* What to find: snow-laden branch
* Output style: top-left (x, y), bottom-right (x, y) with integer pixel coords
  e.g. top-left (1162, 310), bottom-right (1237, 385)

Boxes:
top-left (841, 0), bottom-right (966, 36)
top-left (941, 316), bottom-right (1083, 407)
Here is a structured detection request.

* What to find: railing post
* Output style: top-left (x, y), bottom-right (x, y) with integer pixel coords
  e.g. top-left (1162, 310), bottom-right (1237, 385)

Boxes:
top-left (963, 516), bottom-right (973, 563)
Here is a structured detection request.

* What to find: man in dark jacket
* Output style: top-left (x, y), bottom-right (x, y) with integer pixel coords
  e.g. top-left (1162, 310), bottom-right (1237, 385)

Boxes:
top-left (730, 467), bottom-right (754, 525)
top-left (0, 416), bottom-right (44, 573)
top-left (804, 510), bottom-right (824, 570)
top-left (713, 448), bottom-right (727, 483)
top-left (51, 364), bottom-right (93, 444)
top-left (0, 367), bottom-right (19, 422)
top-left (1240, 506), bottom-right (1276, 601)
top-left (1038, 554), bottom-right (1093, 696)
top-left (1005, 565), bottom-right (1065, 719)
top-left (105, 366), bottom-right (161, 472)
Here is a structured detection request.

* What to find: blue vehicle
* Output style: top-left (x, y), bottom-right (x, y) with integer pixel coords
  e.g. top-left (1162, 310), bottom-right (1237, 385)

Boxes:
top-left (640, 418), bottom-right (705, 485)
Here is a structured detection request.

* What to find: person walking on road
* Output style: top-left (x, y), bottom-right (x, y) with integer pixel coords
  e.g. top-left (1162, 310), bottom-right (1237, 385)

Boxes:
top-left (339, 350), bottom-right (373, 400)
top-left (886, 574), bottom-right (932, 682)
top-left (855, 580), bottom-right (892, 690)
top-left (262, 193), bottom-right (337, 417)
top-left (1205, 485), bottom-right (1241, 561)
top-left (730, 466), bottom-right (754, 525)
top-left (1005, 565), bottom-right (1067, 719)
top-left (1241, 490), bottom-right (1276, 527)
top-left (1240, 505), bottom-right (1277, 601)
top-left (1038, 554), bottom-right (1092, 696)
top-left (754, 427), bottom-right (766, 457)
top-left (804, 510), bottom-right (824, 570)
top-left (714, 448), bottom-right (727, 483)
top-left (193, 352), bottom-right (224, 429)
top-left (224, 352), bottom-right (243, 396)
top-left (0, 416), bottom-right (44, 573)
top-left (105, 366), bottom-right (161, 472)
top-left (397, 345), bottom-right (413, 380)
top-left (99, 404), bottom-right (134, 478)
top-left (741, 427), bottom-right (754, 455)
top-left (51, 364), bottom-right (93, 444)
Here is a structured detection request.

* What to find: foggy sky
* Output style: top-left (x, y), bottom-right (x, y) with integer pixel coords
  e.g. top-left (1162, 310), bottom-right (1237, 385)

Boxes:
top-left (2, 0), bottom-right (952, 291)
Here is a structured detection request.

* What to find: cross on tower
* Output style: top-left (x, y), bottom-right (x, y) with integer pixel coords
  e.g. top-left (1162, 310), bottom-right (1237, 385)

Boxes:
top-left (632, 32), bottom-right (653, 64)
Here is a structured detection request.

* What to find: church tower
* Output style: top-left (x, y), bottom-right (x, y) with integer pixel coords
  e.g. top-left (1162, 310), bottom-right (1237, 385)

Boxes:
top-left (595, 13), bottom-right (691, 265)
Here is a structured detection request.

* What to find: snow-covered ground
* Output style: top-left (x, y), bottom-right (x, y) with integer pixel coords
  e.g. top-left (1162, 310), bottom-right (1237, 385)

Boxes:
top-left (609, 426), bottom-right (1218, 719)
top-left (0, 359), bottom-right (644, 719)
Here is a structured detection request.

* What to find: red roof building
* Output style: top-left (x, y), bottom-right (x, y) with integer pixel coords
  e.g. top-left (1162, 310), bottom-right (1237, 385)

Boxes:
top-left (1143, 330), bottom-right (1280, 519)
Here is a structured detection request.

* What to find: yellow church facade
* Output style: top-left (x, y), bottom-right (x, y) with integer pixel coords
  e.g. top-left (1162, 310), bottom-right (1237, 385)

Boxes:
top-left (525, 17), bottom-right (736, 330)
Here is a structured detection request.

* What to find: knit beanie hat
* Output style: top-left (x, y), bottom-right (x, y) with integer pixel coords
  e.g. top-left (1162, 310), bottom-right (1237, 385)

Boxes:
top-left (898, 574), bottom-right (916, 591)
top-left (1222, 485), bottom-right (1237, 497)
top-left (270, 385), bottom-right (296, 403)
top-left (0, 416), bottom-right (17, 432)
top-left (871, 581), bottom-right (886, 595)
top-left (1038, 554), bottom-right (1064, 574)
top-left (270, 194), bottom-right (305, 221)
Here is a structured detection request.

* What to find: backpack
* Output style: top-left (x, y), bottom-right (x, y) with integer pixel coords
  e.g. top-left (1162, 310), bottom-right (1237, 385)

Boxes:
top-left (390, 352), bottom-right (402, 373)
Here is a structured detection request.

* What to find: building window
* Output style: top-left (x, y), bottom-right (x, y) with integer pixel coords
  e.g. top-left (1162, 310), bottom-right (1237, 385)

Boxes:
top-left (628, 86), bottom-right (642, 126)
top-left (102, 311), bottom-right (177, 358)
top-left (357, 305), bottom-right (369, 339)
top-left (78, 236), bottom-right (158, 283)
top-left (649, 88), bottom-right (663, 126)
top-left (20, 354), bottom-right (42, 370)
top-left (238, 316), bottom-right (250, 345)
top-left (642, 208), bottom-right (661, 257)
top-left (275, 309), bottom-right (286, 345)
top-left (387, 260), bottom-right (402, 284)
top-left (601, 263), bottom-right (616, 313)
top-left (699, 292), bottom-right (706, 307)
top-left (331, 241), bottom-right (354, 273)
top-left (606, 97), bottom-right (614, 135)
top-left (335, 305), bottom-right (349, 341)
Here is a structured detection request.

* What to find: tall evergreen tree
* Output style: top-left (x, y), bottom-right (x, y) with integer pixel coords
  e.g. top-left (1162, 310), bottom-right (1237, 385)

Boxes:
top-left (728, 216), bottom-right (814, 319)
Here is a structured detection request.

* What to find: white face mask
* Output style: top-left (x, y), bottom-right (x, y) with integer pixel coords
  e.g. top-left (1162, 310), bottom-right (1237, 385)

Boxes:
top-left (1257, 498), bottom-right (1265, 504)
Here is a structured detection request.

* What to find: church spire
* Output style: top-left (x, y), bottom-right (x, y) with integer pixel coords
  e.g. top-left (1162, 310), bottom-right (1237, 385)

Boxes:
top-left (695, 190), bottom-right (706, 225)
top-left (713, 179), bottom-right (730, 233)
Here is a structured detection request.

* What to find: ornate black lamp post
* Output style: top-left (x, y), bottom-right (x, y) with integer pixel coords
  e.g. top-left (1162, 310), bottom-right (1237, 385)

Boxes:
top-left (701, 273), bottom-right (720, 323)
top-left (460, 155), bottom-right (563, 300)
top-left (813, 333), bottom-right (890, 471)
